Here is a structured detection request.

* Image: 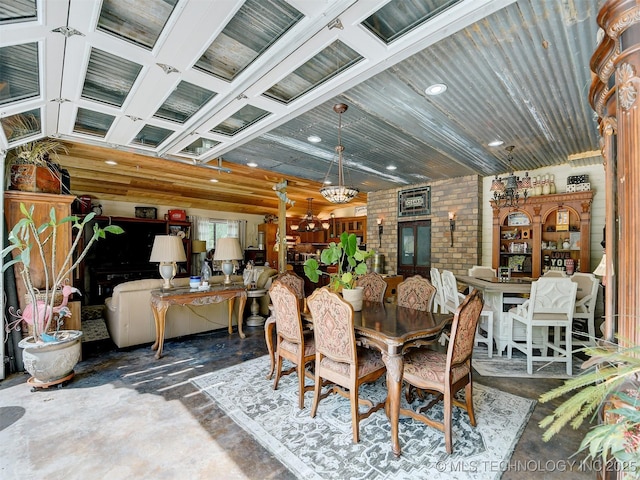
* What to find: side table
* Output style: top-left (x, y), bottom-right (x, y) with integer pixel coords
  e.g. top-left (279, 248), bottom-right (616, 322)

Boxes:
top-left (246, 288), bottom-right (267, 327)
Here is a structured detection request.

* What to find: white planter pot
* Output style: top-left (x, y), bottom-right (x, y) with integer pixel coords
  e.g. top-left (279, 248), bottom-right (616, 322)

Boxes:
top-left (342, 287), bottom-right (364, 312)
top-left (18, 330), bottom-right (83, 385)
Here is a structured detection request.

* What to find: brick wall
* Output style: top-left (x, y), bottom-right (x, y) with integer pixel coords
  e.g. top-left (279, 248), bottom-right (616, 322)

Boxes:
top-left (367, 175), bottom-right (482, 277)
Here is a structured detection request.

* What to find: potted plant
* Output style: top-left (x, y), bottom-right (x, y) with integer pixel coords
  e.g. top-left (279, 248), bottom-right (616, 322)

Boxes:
top-left (3, 112), bottom-right (68, 193)
top-left (539, 342), bottom-right (640, 476)
top-left (1, 203), bottom-right (123, 388)
top-left (303, 232), bottom-right (375, 310)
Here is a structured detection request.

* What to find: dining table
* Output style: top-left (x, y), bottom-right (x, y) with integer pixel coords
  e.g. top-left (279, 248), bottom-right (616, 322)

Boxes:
top-left (298, 300), bottom-right (453, 457)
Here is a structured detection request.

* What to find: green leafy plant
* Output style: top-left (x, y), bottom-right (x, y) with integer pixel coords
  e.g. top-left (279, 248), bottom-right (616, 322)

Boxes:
top-left (1, 203), bottom-right (123, 342)
top-left (539, 342), bottom-right (640, 477)
top-left (4, 112), bottom-right (67, 167)
top-left (303, 232), bottom-right (375, 290)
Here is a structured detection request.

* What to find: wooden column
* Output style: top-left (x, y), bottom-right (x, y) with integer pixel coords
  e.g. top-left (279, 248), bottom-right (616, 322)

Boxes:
top-left (590, 0), bottom-right (640, 349)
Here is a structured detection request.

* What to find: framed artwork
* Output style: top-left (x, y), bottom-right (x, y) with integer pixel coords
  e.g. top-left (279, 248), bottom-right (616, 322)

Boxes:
top-left (556, 209), bottom-right (570, 231)
top-left (398, 186), bottom-right (431, 217)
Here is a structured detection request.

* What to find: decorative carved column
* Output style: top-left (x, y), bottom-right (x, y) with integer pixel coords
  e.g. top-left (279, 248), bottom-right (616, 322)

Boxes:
top-left (590, 0), bottom-right (640, 348)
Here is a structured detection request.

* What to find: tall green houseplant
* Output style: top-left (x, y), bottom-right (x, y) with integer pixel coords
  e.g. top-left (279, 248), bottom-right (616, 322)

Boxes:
top-left (303, 232), bottom-right (375, 291)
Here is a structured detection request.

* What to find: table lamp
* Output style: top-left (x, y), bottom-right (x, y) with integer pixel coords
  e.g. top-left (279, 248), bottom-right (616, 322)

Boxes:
top-left (191, 239), bottom-right (207, 276)
top-left (150, 235), bottom-right (187, 289)
top-left (213, 237), bottom-right (243, 284)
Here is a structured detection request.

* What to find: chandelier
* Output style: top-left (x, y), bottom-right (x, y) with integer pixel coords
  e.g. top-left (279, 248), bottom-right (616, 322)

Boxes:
top-left (293, 198), bottom-right (329, 232)
top-left (490, 145), bottom-right (531, 208)
top-left (320, 103), bottom-right (360, 204)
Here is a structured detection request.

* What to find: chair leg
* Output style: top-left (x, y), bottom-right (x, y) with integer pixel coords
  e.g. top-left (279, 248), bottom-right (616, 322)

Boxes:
top-left (350, 380), bottom-right (360, 443)
top-left (264, 317), bottom-right (276, 380)
top-left (444, 391), bottom-right (453, 454)
top-left (310, 358), bottom-right (322, 418)
top-left (566, 327), bottom-right (573, 376)
top-left (464, 380), bottom-right (476, 427)
top-left (526, 323), bottom-right (533, 375)
top-left (297, 361), bottom-right (306, 409)
top-left (273, 350), bottom-right (283, 390)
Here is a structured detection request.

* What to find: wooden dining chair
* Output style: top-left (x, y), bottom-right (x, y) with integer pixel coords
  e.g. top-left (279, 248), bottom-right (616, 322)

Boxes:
top-left (356, 271), bottom-right (387, 303)
top-left (507, 277), bottom-right (577, 375)
top-left (400, 289), bottom-right (484, 454)
top-left (265, 271), bottom-right (306, 379)
top-left (396, 275), bottom-right (436, 311)
top-left (306, 287), bottom-right (387, 443)
top-left (270, 280), bottom-right (315, 409)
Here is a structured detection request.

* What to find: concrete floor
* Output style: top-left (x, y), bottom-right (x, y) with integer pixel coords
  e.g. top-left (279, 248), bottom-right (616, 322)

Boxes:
top-left (0, 325), bottom-right (595, 480)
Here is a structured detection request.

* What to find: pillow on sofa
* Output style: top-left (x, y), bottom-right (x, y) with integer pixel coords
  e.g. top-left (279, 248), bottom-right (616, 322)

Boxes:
top-left (257, 268), bottom-right (278, 289)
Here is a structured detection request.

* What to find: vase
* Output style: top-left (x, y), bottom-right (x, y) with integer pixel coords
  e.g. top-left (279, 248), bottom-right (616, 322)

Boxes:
top-left (341, 286), bottom-right (364, 312)
top-left (19, 330), bottom-right (83, 387)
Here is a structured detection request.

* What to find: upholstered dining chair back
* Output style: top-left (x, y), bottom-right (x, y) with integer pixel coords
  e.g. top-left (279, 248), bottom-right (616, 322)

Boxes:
top-left (270, 280), bottom-right (303, 343)
top-left (570, 272), bottom-right (599, 346)
top-left (306, 287), bottom-right (387, 443)
top-left (400, 289), bottom-right (484, 453)
top-left (307, 287), bottom-right (357, 365)
top-left (397, 275), bottom-right (436, 311)
top-left (270, 280), bottom-right (315, 409)
top-left (275, 270), bottom-right (305, 307)
top-left (357, 271), bottom-right (387, 303)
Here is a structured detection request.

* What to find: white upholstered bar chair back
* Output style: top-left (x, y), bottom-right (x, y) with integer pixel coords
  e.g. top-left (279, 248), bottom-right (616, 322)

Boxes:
top-left (467, 266), bottom-right (496, 279)
top-left (430, 267), bottom-right (446, 313)
top-left (570, 272), bottom-right (600, 346)
top-left (467, 267), bottom-right (496, 357)
top-left (507, 277), bottom-right (577, 375)
top-left (441, 270), bottom-right (464, 314)
top-left (542, 270), bottom-right (567, 277)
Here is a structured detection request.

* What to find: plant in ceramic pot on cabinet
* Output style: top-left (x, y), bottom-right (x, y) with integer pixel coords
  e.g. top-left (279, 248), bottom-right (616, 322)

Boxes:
top-left (3, 112), bottom-right (68, 194)
top-left (303, 232), bottom-right (375, 311)
top-left (2, 203), bottom-right (123, 389)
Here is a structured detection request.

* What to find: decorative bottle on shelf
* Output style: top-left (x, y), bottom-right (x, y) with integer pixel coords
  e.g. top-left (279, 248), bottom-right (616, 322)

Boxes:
top-left (549, 174), bottom-right (556, 194)
top-left (542, 174), bottom-right (551, 195)
top-left (201, 260), bottom-right (212, 283)
top-left (534, 176), bottom-right (542, 196)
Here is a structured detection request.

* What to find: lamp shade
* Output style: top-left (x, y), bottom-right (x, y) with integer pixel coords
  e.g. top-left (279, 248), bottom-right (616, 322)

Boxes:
top-left (213, 237), bottom-right (243, 261)
top-left (191, 240), bottom-right (207, 254)
top-left (150, 235), bottom-right (187, 263)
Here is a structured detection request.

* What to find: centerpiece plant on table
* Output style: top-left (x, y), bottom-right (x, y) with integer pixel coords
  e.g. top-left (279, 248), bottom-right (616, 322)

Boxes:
top-left (303, 232), bottom-right (374, 310)
top-left (539, 341), bottom-right (640, 478)
top-left (2, 203), bottom-right (123, 387)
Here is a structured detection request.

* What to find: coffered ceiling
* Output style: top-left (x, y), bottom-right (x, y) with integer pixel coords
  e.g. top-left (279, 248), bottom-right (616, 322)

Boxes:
top-left (0, 0), bottom-right (604, 217)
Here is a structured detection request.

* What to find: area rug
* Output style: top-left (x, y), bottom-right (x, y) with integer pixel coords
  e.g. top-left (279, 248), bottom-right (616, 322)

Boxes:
top-left (192, 356), bottom-right (535, 480)
top-left (472, 346), bottom-right (582, 379)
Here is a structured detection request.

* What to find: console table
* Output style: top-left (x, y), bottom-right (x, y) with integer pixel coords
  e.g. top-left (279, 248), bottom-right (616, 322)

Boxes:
top-left (150, 285), bottom-right (247, 358)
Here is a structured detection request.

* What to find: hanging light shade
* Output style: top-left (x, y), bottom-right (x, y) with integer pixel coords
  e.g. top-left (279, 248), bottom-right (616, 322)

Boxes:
top-left (320, 103), bottom-right (359, 204)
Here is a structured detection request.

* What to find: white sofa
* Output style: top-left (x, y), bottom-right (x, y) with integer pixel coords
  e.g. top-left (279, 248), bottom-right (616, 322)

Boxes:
top-left (104, 275), bottom-right (244, 348)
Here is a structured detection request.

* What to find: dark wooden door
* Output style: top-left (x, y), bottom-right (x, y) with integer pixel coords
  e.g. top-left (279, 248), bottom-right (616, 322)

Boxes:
top-left (397, 220), bottom-right (431, 278)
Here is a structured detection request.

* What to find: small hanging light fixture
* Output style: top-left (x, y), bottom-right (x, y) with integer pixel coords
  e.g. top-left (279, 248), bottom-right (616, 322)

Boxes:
top-left (320, 103), bottom-right (359, 204)
top-left (490, 145), bottom-right (530, 208)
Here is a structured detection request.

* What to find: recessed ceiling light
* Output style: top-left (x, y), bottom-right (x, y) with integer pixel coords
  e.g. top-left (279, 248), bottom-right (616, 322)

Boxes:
top-left (488, 140), bottom-right (504, 147)
top-left (210, 179), bottom-right (219, 183)
top-left (425, 83), bottom-right (447, 96)
top-left (323, 180), bottom-right (332, 185)
top-left (105, 160), bottom-right (118, 165)
top-left (386, 165), bottom-right (397, 170)
top-left (247, 162), bottom-right (258, 167)
top-left (307, 135), bottom-right (321, 143)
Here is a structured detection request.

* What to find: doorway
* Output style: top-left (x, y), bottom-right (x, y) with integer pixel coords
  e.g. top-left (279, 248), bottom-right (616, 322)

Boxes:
top-left (397, 220), bottom-right (431, 278)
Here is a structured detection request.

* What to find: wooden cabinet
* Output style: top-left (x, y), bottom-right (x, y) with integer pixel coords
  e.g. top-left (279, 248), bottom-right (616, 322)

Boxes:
top-left (4, 192), bottom-right (75, 313)
top-left (258, 223), bottom-right (279, 270)
top-left (491, 191), bottom-right (593, 278)
top-left (167, 220), bottom-right (191, 277)
top-left (329, 216), bottom-right (367, 244)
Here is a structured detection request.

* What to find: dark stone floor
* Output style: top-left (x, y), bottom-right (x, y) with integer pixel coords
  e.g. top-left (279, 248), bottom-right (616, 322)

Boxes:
top-left (0, 324), bottom-right (594, 479)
